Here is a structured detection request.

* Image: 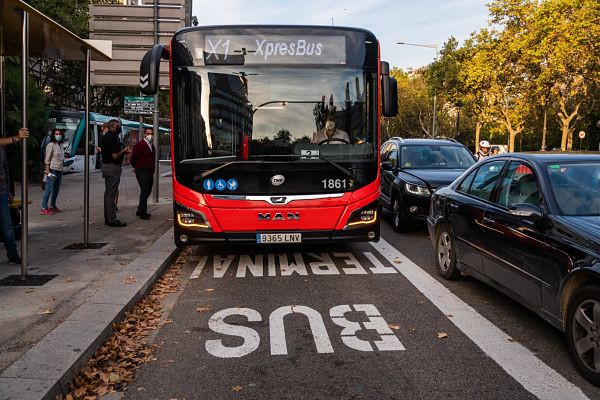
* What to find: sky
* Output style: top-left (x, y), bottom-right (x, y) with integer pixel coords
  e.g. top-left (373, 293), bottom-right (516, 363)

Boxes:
top-left (191, 0), bottom-right (491, 70)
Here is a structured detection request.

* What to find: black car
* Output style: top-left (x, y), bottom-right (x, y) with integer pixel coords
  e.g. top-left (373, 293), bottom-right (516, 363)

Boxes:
top-left (427, 152), bottom-right (600, 385)
top-left (380, 137), bottom-right (475, 231)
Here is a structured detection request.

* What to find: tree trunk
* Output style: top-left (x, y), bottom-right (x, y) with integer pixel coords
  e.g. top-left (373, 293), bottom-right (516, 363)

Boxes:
top-left (509, 131), bottom-right (517, 153)
top-left (541, 108), bottom-right (547, 151)
top-left (567, 131), bottom-right (573, 151)
top-left (558, 99), bottom-right (580, 151)
top-left (475, 121), bottom-right (482, 153)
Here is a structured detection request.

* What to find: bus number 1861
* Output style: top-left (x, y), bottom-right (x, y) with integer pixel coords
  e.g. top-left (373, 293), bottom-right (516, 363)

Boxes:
top-left (322, 179), bottom-right (347, 189)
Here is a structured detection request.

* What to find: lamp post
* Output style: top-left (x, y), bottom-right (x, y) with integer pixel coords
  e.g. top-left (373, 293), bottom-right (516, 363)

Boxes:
top-left (397, 42), bottom-right (439, 138)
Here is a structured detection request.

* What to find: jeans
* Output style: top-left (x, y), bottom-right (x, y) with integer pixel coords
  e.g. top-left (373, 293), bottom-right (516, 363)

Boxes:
top-left (135, 169), bottom-right (154, 215)
top-left (102, 163), bottom-right (121, 223)
top-left (0, 194), bottom-right (18, 259)
top-left (41, 169), bottom-right (63, 209)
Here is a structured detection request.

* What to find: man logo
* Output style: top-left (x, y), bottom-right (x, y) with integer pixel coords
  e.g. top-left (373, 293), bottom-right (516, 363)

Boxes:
top-left (258, 212), bottom-right (300, 221)
top-left (270, 175), bottom-right (285, 186)
top-left (270, 197), bottom-right (287, 204)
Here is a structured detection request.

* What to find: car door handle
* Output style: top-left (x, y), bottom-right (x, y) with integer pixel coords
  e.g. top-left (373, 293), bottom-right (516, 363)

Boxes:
top-left (450, 203), bottom-right (459, 210)
top-left (483, 216), bottom-right (495, 224)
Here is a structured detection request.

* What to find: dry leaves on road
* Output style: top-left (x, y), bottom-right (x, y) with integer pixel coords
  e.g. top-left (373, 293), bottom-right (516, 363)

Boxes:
top-left (393, 257), bottom-right (403, 264)
top-left (196, 306), bottom-right (211, 313)
top-left (123, 276), bottom-right (137, 285)
top-left (206, 288), bottom-right (215, 292)
top-left (388, 324), bottom-right (400, 330)
top-left (232, 385), bottom-right (244, 392)
top-left (58, 249), bottom-right (191, 400)
top-left (65, 277), bottom-right (73, 283)
top-left (436, 332), bottom-right (449, 339)
top-left (39, 309), bottom-right (55, 315)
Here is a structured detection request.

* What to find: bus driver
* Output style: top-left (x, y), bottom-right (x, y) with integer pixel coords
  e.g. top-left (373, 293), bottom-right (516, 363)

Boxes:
top-left (311, 115), bottom-right (349, 145)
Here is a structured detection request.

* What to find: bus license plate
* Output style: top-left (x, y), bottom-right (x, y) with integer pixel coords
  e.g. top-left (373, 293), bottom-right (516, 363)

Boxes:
top-left (256, 233), bottom-right (302, 243)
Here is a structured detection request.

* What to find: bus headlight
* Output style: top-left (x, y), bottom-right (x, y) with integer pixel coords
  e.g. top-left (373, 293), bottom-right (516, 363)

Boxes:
top-left (176, 210), bottom-right (211, 231)
top-left (345, 202), bottom-right (378, 229)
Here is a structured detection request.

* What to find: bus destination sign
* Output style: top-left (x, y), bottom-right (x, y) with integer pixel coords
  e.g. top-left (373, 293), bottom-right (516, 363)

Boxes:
top-left (203, 35), bottom-right (346, 65)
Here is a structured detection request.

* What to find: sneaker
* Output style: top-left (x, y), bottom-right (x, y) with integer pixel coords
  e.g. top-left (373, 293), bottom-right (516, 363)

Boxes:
top-left (51, 206), bottom-right (62, 213)
top-left (8, 255), bottom-right (21, 264)
top-left (40, 208), bottom-right (54, 215)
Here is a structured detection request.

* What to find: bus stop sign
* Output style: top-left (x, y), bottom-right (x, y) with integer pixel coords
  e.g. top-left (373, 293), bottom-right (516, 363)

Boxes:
top-left (124, 96), bottom-right (155, 115)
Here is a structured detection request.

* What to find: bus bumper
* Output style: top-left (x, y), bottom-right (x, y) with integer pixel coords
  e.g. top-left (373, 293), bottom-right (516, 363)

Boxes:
top-left (174, 221), bottom-right (380, 246)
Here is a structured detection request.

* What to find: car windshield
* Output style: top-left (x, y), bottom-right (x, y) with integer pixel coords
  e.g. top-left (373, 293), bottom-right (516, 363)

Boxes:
top-left (547, 162), bottom-right (600, 216)
top-left (173, 67), bottom-right (376, 163)
top-left (400, 145), bottom-right (475, 169)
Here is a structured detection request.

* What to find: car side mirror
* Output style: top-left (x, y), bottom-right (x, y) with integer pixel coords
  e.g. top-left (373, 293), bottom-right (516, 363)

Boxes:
top-left (509, 203), bottom-right (543, 221)
top-left (380, 162), bottom-right (394, 172)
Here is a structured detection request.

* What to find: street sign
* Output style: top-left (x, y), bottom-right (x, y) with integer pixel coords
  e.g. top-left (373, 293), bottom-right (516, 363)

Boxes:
top-left (578, 131), bottom-right (586, 139)
top-left (124, 96), bottom-right (155, 115)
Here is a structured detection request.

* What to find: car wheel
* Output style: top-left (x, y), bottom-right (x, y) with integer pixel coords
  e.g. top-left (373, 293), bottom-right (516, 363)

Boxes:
top-left (391, 197), bottom-right (409, 232)
top-left (566, 285), bottom-right (600, 386)
top-left (435, 225), bottom-right (460, 280)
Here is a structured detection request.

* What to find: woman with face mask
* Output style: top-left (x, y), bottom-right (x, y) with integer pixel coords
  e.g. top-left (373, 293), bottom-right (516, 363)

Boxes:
top-left (40, 130), bottom-right (65, 215)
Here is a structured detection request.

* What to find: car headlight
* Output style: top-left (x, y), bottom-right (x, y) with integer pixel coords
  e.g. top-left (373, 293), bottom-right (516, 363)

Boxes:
top-left (405, 183), bottom-right (431, 197)
top-left (345, 201), bottom-right (379, 229)
top-left (176, 209), bottom-right (211, 230)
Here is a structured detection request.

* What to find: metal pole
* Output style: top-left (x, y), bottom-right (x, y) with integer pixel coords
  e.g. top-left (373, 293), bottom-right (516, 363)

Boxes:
top-left (431, 46), bottom-right (438, 138)
top-left (0, 56), bottom-right (5, 137)
top-left (84, 49), bottom-right (91, 245)
top-left (20, 11), bottom-right (29, 281)
top-left (152, 0), bottom-right (159, 203)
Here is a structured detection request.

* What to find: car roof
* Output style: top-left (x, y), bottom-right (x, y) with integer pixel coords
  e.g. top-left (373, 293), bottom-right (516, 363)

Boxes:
top-left (490, 152), bottom-right (600, 165)
top-left (385, 138), bottom-right (466, 147)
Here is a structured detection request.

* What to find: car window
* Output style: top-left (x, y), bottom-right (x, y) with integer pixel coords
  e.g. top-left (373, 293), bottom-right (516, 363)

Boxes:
top-left (467, 161), bottom-right (506, 201)
top-left (381, 143), bottom-right (397, 166)
top-left (496, 162), bottom-right (540, 208)
top-left (457, 168), bottom-right (477, 193)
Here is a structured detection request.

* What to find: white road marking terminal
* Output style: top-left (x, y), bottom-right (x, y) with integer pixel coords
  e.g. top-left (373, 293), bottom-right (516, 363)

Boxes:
top-left (190, 256), bottom-right (208, 279)
top-left (370, 237), bottom-right (588, 400)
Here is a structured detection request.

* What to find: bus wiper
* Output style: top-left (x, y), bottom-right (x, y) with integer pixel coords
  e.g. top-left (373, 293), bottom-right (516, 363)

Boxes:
top-left (193, 161), bottom-right (236, 184)
top-left (318, 155), bottom-right (359, 183)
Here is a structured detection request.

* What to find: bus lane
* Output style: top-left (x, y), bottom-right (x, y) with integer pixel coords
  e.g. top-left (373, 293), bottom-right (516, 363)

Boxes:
top-left (125, 242), bottom-right (537, 400)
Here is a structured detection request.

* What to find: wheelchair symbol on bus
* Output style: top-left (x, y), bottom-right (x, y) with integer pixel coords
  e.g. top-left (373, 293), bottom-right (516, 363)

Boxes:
top-left (215, 179), bottom-right (227, 191)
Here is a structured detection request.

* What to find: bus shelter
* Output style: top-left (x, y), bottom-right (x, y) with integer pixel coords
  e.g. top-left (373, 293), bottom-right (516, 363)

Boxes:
top-left (0, 0), bottom-right (112, 280)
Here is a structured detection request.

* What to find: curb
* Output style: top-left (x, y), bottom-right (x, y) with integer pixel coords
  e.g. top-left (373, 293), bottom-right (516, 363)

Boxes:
top-left (0, 228), bottom-right (179, 400)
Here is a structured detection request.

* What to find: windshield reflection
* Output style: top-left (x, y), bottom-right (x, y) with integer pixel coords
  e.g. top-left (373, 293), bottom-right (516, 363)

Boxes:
top-left (174, 67), bottom-right (376, 162)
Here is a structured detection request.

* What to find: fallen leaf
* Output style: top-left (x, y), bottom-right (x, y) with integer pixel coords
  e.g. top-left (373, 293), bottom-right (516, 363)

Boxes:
top-left (43, 298), bottom-right (56, 302)
top-left (393, 257), bottom-right (403, 264)
top-left (196, 307), bottom-right (210, 313)
top-left (232, 385), bottom-right (243, 392)
top-left (123, 276), bottom-right (137, 284)
top-left (508, 337), bottom-right (519, 343)
top-left (437, 332), bottom-right (448, 339)
top-left (25, 289), bottom-right (34, 293)
top-left (446, 314), bottom-right (454, 318)
top-left (388, 324), bottom-right (400, 330)
top-left (206, 288), bottom-right (215, 292)
top-left (66, 394), bottom-right (74, 400)
top-left (65, 277), bottom-right (73, 282)
top-left (109, 372), bottom-right (122, 384)
top-left (74, 387), bottom-right (87, 397)
top-left (39, 309), bottom-right (55, 315)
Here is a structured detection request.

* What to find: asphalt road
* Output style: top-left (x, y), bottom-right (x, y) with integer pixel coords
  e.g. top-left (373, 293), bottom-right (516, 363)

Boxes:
top-left (124, 213), bottom-right (600, 400)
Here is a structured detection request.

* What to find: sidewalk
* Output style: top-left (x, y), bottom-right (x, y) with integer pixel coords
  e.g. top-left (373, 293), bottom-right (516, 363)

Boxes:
top-left (0, 165), bottom-right (178, 399)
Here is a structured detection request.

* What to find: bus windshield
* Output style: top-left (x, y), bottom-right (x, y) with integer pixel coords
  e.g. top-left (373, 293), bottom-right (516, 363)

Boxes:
top-left (173, 67), bottom-right (376, 163)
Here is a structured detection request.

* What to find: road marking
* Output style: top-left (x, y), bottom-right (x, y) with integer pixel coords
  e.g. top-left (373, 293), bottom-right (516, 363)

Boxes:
top-left (370, 237), bottom-right (588, 400)
top-left (189, 256), bottom-right (208, 279)
top-left (204, 304), bottom-right (405, 358)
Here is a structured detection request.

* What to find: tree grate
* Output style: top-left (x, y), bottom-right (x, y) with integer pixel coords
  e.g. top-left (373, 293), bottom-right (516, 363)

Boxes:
top-left (0, 274), bottom-right (58, 286)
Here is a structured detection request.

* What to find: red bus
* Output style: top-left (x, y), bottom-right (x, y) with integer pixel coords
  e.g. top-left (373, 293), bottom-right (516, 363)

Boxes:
top-left (141, 26), bottom-right (397, 246)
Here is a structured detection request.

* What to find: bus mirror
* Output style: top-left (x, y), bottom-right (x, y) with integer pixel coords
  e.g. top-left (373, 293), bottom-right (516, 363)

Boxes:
top-left (140, 44), bottom-right (167, 95)
top-left (381, 61), bottom-right (397, 118)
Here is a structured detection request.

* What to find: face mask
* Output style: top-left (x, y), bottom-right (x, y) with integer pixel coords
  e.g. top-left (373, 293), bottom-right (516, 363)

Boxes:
top-left (145, 135), bottom-right (153, 142)
top-left (115, 127), bottom-right (122, 135)
top-left (55, 135), bottom-right (62, 142)
top-left (325, 121), bottom-right (335, 130)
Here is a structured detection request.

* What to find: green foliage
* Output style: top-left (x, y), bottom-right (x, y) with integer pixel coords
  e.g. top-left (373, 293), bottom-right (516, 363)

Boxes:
top-left (4, 60), bottom-right (49, 180)
top-left (390, 0), bottom-right (600, 152)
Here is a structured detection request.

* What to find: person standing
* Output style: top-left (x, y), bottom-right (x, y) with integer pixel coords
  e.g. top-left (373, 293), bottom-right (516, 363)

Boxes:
top-left (101, 120), bottom-right (130, 227)
top-left (130, 128), bottom-right (155, 220)
top-left (0, 127), bottom-right (29, 264)
top-left (40, 130), bottom-right (65, 215)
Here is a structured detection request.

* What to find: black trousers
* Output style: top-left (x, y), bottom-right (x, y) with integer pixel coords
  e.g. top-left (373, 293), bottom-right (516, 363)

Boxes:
top-left (135, 169), bottom-right (154, 215)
